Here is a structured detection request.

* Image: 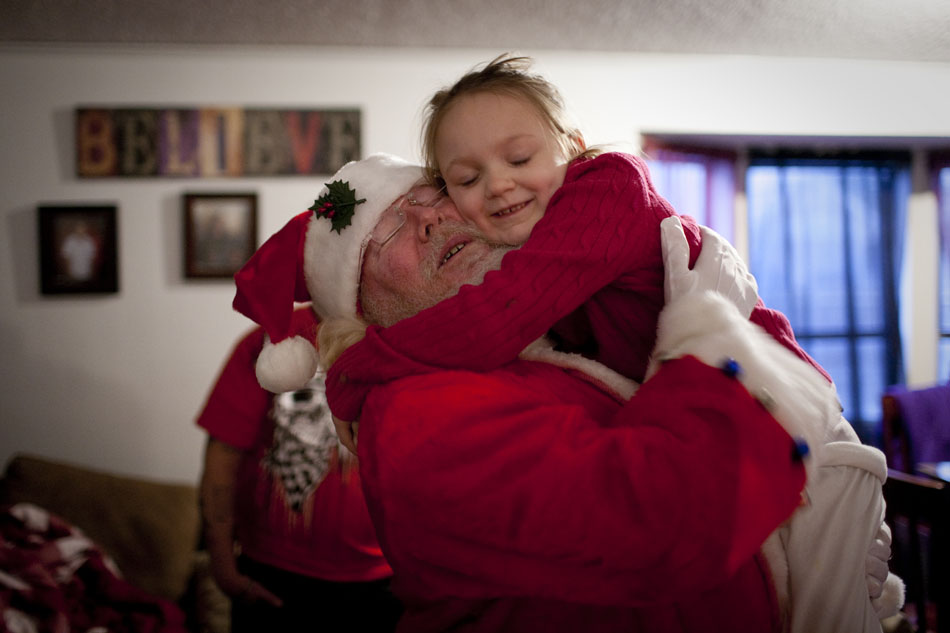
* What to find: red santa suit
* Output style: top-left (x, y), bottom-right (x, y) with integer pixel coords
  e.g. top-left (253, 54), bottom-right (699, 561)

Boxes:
top-left (357, 349), bottom-right (807, 633)
top-left (325, 152), bottom-right (829, 422)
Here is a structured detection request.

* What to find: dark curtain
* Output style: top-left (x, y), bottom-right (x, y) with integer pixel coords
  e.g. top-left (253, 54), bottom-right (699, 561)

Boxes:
top-left (746, 153), bottom-right (910, 442)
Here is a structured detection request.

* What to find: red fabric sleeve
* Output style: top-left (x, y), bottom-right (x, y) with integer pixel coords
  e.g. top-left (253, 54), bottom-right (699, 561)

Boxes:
top-left (750, 301), bottom-right (832, 382)
top-left (196, 308), bottom-right (319, 449)
top-left (358, 357), bottom-right (805, 607)
top-left (327, 153), bottom-right (675, 421)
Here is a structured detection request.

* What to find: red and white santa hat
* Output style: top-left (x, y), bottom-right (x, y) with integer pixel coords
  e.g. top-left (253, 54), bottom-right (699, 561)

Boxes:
top-left (233, 153), bottom-right (423, 393)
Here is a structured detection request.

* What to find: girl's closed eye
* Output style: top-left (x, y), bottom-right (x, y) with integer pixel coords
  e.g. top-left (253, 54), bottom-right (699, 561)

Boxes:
top-left (448, 167), bottom-right (479, 188)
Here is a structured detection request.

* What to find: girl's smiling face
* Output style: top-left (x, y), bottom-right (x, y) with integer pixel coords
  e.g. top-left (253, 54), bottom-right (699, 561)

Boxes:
top-left (435, 91), bottom-right (570, 246)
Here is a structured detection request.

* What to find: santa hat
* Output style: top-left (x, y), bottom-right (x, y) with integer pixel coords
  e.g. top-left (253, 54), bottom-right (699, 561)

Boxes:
top-left (233, 153), bottom-right (423, 393)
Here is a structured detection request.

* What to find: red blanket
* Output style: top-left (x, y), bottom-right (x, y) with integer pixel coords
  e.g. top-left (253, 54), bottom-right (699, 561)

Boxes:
top-left (0, 503), bottom-right (187, 633)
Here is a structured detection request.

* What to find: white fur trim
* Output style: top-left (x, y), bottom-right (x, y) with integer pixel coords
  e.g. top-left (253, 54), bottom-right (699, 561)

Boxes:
top-left (874, 573), bottom-right (905, 619)
top-left (303, 153), bottom-right (423, 320)
top-left (822, 441), bottom-right (887, 481)
top-left (255, 335), bottom-right (319, 394)
top-left (519, 337), bottom-right (639, 401)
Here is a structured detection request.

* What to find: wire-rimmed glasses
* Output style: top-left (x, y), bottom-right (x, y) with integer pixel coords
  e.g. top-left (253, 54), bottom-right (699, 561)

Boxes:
top-left (367, 185), bottom-right (449, 251)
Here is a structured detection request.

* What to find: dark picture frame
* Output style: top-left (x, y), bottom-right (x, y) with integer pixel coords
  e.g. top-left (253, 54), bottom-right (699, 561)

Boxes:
top-left (183, 192), bottom-right (258, 279)
top-left (38, 204), bottom-right (119, 295)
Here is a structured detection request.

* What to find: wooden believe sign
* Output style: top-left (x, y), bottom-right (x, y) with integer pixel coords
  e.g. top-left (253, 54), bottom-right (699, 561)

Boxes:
top-left (75, 107), bottom-right (361, 178)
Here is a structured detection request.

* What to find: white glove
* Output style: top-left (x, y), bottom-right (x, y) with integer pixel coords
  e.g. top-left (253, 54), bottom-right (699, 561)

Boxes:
top-left (866, 520), bottom-right (891, 601)
top-left (661, 216), bottom-right (759, 319)
top-left (867, 520), bottom-right (905, 619)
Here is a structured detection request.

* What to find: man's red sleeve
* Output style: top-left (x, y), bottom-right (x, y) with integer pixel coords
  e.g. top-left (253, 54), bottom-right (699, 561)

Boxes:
top-left (750, 302), bottom-right (832, 382)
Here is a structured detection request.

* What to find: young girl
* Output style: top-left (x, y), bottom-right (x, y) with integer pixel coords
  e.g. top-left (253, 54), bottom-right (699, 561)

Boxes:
top-left (324, 54), bottom-right (828, 418)
top-left (323, 54), bottom-right (901, 632)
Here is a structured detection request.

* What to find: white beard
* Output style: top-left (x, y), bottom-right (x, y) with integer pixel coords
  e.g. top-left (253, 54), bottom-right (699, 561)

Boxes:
top-left (363, 223), bottom-right (512, 327)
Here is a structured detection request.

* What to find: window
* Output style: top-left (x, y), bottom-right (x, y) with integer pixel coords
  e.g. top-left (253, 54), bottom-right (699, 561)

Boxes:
top-left (644, 146), bottom-right (736, 241)
top-left (746, 155), bottom-right (909, 442)
top-left (646, 137), bottom-right (950, 444)
top-left (650, 148), bottom-right (909, 441)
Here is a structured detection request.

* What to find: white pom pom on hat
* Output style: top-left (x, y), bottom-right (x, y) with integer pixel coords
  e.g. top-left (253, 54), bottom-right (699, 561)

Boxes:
top-left (255, 335), bottom-right (320, 393)
top-left (233, 153), bottom-right (424, 393)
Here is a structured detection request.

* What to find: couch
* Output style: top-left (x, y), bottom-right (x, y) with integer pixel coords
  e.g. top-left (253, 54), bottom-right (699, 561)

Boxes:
top-left (0, 452), bottom-right (229, 633)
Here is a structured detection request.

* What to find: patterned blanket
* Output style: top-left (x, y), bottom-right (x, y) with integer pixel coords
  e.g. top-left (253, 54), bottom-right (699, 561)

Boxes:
top-left (0, 503), bottom-right (187, 633)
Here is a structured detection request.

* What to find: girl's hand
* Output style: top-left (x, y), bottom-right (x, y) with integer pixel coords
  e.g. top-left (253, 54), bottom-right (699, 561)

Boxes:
top-left (334, 415), bottom-right (359, 455)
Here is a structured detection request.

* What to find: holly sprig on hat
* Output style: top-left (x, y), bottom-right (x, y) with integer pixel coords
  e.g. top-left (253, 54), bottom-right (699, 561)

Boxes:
top-left (309, 180), bottom-right (367, 234)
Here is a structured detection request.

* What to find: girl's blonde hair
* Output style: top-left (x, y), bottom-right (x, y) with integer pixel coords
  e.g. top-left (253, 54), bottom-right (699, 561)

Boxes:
top-left (317, 315), bottom-right (368, 370)
top-left (421, 54), bottom-right (592, 186)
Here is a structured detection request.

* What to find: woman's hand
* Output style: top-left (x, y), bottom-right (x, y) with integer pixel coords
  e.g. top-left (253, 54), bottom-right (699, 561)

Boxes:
top-left (211, 563), bottom-right (283, 607)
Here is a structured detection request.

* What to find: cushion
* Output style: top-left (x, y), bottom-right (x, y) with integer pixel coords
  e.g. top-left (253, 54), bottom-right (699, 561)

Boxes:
top-left (0, 453), bottom-right (200, 601)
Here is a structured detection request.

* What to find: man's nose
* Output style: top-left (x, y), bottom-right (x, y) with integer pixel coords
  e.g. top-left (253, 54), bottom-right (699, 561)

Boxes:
top-left (406, 203), bottom-right (442, 241)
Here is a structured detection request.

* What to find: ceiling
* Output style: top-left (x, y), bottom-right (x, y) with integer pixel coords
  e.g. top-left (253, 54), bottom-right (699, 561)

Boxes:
top-left (3, 0), bottom-right (950, 63)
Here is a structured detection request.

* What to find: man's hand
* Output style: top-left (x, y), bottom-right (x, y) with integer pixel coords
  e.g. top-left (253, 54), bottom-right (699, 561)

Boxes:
top-left (866, 520), bottom-right (890, 602)
top-left (334, 415), bottom-right (359, 455)
top-left (661, 216), bottom-right (758, 318)
top-left (867, 519), bottom-right (905, 620)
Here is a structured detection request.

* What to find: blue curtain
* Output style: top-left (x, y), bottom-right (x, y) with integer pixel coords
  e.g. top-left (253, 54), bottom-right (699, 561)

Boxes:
top-left (746, 156), bottom-right (910, 442)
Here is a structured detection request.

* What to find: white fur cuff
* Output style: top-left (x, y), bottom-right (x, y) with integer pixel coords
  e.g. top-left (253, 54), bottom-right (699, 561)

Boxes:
top-left (650, 291), bottom-right (842, 484)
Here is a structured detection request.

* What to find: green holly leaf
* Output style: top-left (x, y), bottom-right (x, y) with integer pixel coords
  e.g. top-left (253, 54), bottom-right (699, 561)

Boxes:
top-left (308, 180), bottom-right (367, 233)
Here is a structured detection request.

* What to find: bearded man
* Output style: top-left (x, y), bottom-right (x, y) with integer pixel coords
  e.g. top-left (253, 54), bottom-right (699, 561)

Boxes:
top-left (232, 153), bottom-right (899, 633)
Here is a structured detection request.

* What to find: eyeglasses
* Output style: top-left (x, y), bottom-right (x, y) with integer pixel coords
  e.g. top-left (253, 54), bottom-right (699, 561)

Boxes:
top-left (367, 186), bottom-right (449, 251)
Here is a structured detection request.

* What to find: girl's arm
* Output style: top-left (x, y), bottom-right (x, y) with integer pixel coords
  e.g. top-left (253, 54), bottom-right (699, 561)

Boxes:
top-left (326, 153), bottom-right (675, 421)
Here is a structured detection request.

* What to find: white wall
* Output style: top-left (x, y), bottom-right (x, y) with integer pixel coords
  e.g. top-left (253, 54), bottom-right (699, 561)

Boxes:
top-left (2, 44), bottom-right (949, 483)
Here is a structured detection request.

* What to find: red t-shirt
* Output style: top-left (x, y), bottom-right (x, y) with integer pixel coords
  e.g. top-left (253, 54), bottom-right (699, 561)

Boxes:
top-left (326, 152), bottom-right (828, 421)
top-left (196, 307), bottom-right (391, 581)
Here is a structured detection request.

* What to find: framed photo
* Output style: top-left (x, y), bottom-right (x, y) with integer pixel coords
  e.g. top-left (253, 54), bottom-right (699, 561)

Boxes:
top-left (38, 204), bottom-right (118, 295)
top-left (183, 193), bottom-right (258, 279)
